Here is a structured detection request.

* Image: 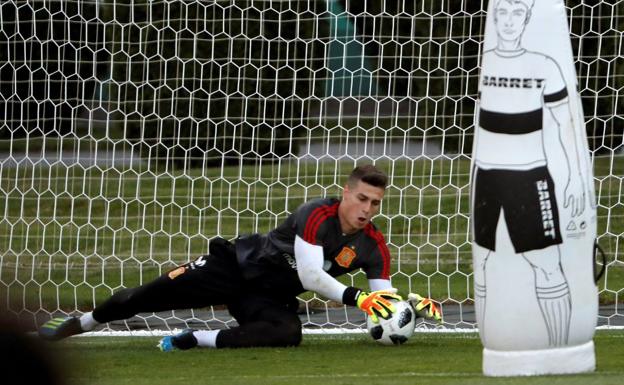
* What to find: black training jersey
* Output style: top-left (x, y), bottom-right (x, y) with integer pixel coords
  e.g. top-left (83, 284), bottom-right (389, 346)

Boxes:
top-left (234, 198), bottom-right (391, 295)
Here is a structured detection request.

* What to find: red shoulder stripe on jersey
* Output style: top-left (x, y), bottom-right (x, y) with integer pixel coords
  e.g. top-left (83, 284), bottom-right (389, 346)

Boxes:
top-left (304, 203), bottom-right (339, 244)
top-left (364, 223), bottom-right (391, 279)
top-left (303, 202), bottom-right (339, 244)
top-left (303, 206), bottom-right (330, 244)
top-left (303, 205), bottom-right (328, 243)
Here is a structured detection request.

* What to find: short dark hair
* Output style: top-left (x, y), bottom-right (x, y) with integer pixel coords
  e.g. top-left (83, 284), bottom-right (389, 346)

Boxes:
top-left (347, 164), bottom-right (388, 189)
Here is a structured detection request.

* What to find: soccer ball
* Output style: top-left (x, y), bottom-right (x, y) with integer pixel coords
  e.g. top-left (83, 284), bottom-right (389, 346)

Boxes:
top-left (366, 300), bottom-right (416, 345)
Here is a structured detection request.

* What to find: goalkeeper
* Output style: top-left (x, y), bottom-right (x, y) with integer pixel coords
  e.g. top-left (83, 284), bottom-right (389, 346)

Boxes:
top-left (39, 164), bottom-right (442, 350)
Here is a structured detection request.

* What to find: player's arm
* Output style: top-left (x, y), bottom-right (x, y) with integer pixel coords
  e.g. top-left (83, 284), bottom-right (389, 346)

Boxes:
top-left (294, 235), bottom-right (400, 323)
top-left (548, 101), bottom-right (585, 217)
top-left (368, 279), bottom-right (393, 292)
top-left (294, 235), bottom-right (347, 302)
top-left (544, 58), bottom-right (585, 217)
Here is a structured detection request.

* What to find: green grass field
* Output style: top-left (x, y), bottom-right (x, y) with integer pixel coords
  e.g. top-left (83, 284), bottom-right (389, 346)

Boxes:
top-left (48, 331), bottom-right (624, 385)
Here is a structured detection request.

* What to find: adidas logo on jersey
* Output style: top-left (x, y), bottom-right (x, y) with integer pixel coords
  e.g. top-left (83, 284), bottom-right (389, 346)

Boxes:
top-left (189, 256), bottom-right (206, 269)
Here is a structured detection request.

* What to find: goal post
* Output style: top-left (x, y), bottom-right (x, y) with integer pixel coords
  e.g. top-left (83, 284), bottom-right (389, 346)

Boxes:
top-left (0, 0), bottom-right (621, 333)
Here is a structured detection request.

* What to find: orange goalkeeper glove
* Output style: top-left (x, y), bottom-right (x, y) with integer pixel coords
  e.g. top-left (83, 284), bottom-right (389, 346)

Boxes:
top-left (356, 289), bottom-right (403, 324)
top-left (407, 293), bottom-right (443, 324)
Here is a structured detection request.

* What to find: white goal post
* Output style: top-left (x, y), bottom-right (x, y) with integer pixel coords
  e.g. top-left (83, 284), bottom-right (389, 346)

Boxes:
top-left (0, 0), bottom-right (622, 333)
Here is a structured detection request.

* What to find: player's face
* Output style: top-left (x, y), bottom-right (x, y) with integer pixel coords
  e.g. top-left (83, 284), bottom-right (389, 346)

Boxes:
top-left (494, 1), bottom-right (529, 42)
top-left (339, 180), bottom-right (385, 234)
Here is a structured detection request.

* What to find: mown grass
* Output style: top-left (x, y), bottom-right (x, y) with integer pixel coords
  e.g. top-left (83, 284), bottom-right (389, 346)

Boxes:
top-left (0, 156), bottom-right (622, 315)
top-left (45, 331), bottom-right (624, 385)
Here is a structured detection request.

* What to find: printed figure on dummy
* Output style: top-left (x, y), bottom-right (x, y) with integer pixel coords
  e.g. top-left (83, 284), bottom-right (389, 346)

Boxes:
top-left (472, 0), bottom-right (586, 347)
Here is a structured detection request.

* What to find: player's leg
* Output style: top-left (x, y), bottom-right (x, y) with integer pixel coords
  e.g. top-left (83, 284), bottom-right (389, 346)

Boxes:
top-left (472, 243), bottom-right (491, 339)
top-left (522, 246), bottom-right (567, 286)
top-left (505, 167), bottom-right (569, 346)
top-left (522, 246), bottom-right (571, 346)
top-left (93, 254), bottom-right (240, 319)
top-left (163, 295), bottom-right (302, 350)
top-left (471, 167), bottom-right (499, 341)
top-left (217, 296), bottom-right (302, 348)
top-left (40, 251), bottom-right (243, 340)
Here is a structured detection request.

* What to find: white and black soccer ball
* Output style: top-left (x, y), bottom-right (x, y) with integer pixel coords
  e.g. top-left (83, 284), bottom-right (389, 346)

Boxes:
top-left (366, 300), bottom-right (416, 346)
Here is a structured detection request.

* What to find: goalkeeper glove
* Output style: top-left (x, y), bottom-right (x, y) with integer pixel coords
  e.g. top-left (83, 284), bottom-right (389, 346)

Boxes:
top-left (407, 293), bottom-right (443, 324)
top-left (356, 289), bottom-right (403, 324)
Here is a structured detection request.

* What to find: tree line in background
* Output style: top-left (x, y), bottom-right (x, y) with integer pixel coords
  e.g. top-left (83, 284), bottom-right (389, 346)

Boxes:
top-left (0, 0), bottom-right (621, 170)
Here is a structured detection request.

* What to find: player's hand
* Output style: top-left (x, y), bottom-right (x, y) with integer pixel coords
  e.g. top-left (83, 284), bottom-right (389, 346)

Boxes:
top-left (407, 293), bottom-right (443, 324)
top-left (356, 289), bottom-right (402, 324)
top-left (564, 175), bottom-right (585, 217)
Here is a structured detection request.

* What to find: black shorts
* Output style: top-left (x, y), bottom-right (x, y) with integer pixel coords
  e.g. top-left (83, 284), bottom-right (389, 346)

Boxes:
top-left (162, 238), bottom-right (299, 324)
top-left (472, 166), bottom-right (562, 253)
top-left (92, 237), bottom-right (300, 334)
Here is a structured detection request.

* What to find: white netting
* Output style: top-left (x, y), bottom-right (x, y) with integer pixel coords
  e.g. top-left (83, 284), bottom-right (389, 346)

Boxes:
top-left (0, 0), bottom-right (622, 332)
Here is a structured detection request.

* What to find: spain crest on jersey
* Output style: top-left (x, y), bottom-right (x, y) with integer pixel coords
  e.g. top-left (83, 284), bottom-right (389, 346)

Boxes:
top-left (335, 246), bottom-right (356, 268)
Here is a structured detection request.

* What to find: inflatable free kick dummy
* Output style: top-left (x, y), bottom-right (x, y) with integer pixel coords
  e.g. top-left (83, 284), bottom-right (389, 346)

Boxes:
top-left (470, 0), bottom-right (598, 376)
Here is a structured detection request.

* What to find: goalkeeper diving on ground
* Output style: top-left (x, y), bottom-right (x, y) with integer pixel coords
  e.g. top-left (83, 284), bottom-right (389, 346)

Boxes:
top-left (38, 164), bottom-right (442, 350)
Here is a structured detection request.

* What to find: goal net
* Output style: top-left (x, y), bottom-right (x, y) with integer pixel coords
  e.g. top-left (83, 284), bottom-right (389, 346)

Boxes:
top-left (1, 0), bottom-right (622, 333)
